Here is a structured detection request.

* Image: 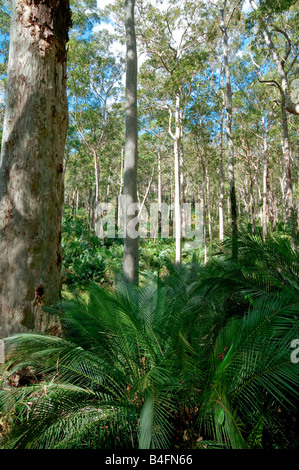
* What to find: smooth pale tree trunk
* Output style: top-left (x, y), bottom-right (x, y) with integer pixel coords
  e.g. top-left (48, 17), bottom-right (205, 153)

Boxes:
top-left (219, 106), bottom-right (225, 242)
top-left (158, 147), bottom-right (162, 214)
top-left (157, 146), bottom-right (162, 234)
top-left (199, 147), bottom-right (208, 264)
top-left (117, 148), bottom-right (124, 233)
top-left (206, 170), bottom-right (212, 243)
top-left (279, 166), bottom-right (287, 225)
top-left (174, 135), bottom-right (181, 263)
top-left (138, 165), bottom-right (155, 219)
top-left (280, 100), bottom-right (296, 249)
top-left (0, 0), bottom-right (70, 336)
top-left (173, 94), bottom-right (182, 263)
top-left (249, 0), bottom-right (299, 116)
top-left (249, 173), bottom-right (255, 233)
top-left (123, 0), bottom-right (139, 284)
top-left (168, 92), bottom-right (182, 263)
top-left (262, 123), bottom-right (269, 239)
top-left (220, 7), bottom-right (238, 258)
top-left (202, 178), bottom-right (207, 265)
top-left (180, 143), bottom-right (186, 238)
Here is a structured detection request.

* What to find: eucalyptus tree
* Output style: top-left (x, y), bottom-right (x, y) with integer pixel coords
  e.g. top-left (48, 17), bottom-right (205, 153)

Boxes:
top-left (67, 30), bottom-right (124, 229)
top-left (0, 0), bottom-right (11, 141)
top-left (123, 0), bottom-right (139, 283)
top-left (0, 0), bottom-right (71, 336)
top-left (249, 0), bottom-right (299, 115)
top-left (247, 0), bottom-right (298, 246)
top-left (208, 0), bottom-right (244, 257)
top-left (137, 0), bottom-right (207, 263)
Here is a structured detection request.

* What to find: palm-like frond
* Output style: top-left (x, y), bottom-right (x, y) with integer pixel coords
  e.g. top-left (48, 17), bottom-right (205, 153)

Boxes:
top-left (0, 232), bottom-right (298, 449)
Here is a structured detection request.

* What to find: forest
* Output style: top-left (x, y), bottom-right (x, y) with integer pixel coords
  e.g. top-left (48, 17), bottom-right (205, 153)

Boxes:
top-left (0, 0), bottom-right (298, 451)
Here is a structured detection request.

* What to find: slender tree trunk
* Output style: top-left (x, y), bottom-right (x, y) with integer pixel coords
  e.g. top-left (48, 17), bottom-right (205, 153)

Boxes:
top-left (206, 169), bottom-right (212, 243)
top-left (158, 146), bottom-right (162, 214)
top-left (202, 175), bottom-right (207, 265)
top-left (219, 106), bottom-right (225, 242)
top-left (0, 0), bottom-right (70, 336)
top-left (199, 146), bottom-right (207, 263)
top-left (180, 143), bottom-right (186, 238)
top-left (220, 7), bottom-right (238, 258)
top-left (249, 175), bottom-right (255, 233)
top-left (117, 148), bottom-right (124, 232)
top-left (174, 133), bottom-right (181, 263)
top-left (173, 93), bottom-right (181, 263)
top-left (71, 189), bottom-right (76, 217)
top-left (76, 189), bottom-right (79, 212)
top-left (158, 146), bottom-right (162, 235)
top-left (280, 165), bottom-right (287, 225)
top-left (168, 92), bottom-right (182, 263)
top-left (138, 165), bottom-right (155, 219)
top-left (263, 127), bottom-right (269, 239)
top-left (281, 99), bottom-right (296, 249)
top-left (123, 0), bottom-right (139, 283)
top-left (249, 0), bottom-right (299, 116)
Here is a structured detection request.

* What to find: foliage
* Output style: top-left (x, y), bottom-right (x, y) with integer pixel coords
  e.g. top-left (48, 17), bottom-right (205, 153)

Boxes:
top-left (0, 232), bottom-right (298, 449)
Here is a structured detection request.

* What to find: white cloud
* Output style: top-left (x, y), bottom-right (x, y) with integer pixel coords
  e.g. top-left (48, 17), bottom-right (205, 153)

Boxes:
top-left (93, 21), bottom-right (115, 35)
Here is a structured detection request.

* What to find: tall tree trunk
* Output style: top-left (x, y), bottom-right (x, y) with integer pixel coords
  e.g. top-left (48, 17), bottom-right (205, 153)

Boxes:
top-left (262, 122), bottom-right (269, 239)
top-left (158, 146), bottom-right (162, 214)
top-left (173, 93), bottom-right (181, 263)
top-left (199, 146), bottom-right (208, 263)
top-left (281, 100), bottom-right (296, 249)
top-left (0, 0), bottom-right (70, 336)
top-left (206, 169), bottom-right (212, 243)
top-left (220, 7), bottom-right (238, 258)
top-left (219, 106), bottom-right (225, 242)
top-left (123, 0), bottom-right (139, 283)
top-left (279, 165), bottom-right (287, 225)
top-left (138, 165), bottom-right (155, 219)
top-left (249, 0), bottom-right (299, 116)
top-left (180, 143), bottom-right (186, 238)
top-left (249, 175), bottom-right (255, 233)
top-left (168, 92), bottom-right (182, 263)
top-left (158, 146), bottom-right (162, 235)
top-left (174, 132), bottom-right (181, 263)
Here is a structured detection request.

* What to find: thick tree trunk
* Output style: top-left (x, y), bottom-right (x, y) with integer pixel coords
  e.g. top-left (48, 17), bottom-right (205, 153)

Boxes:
top-left (123, 0), bottom-right (139, 283)
top-left (0, 0), bottom-right (70, 337)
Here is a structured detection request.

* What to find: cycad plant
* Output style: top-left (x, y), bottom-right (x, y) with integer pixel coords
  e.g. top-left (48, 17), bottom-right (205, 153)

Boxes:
top-left (0, 231), bottom-right (298, 449)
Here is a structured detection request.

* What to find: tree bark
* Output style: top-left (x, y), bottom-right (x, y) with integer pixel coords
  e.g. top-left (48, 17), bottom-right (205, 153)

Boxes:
top-left (249, 0), bottom-right (299, 116)
top-left (262, 116), bottom-right (270, 239)
top-left (220, 7), bottom-right (238, 258)
top-left (280, 99), bottom-right (296, 249)
top-left (123, 0), bottom-right (139, 283)
top-left (0, 0), bottom-right (70, 336)
top-left (206, 169), bottom-right (212, 243)
top-left (219, 105), bottom-right (225, 242)
top-left (172, 93), bottom-right (182, 263)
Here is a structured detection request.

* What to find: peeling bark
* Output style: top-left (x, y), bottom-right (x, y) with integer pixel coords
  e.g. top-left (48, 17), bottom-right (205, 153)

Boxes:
top-left (0, 0), bottom-right (70, 336)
